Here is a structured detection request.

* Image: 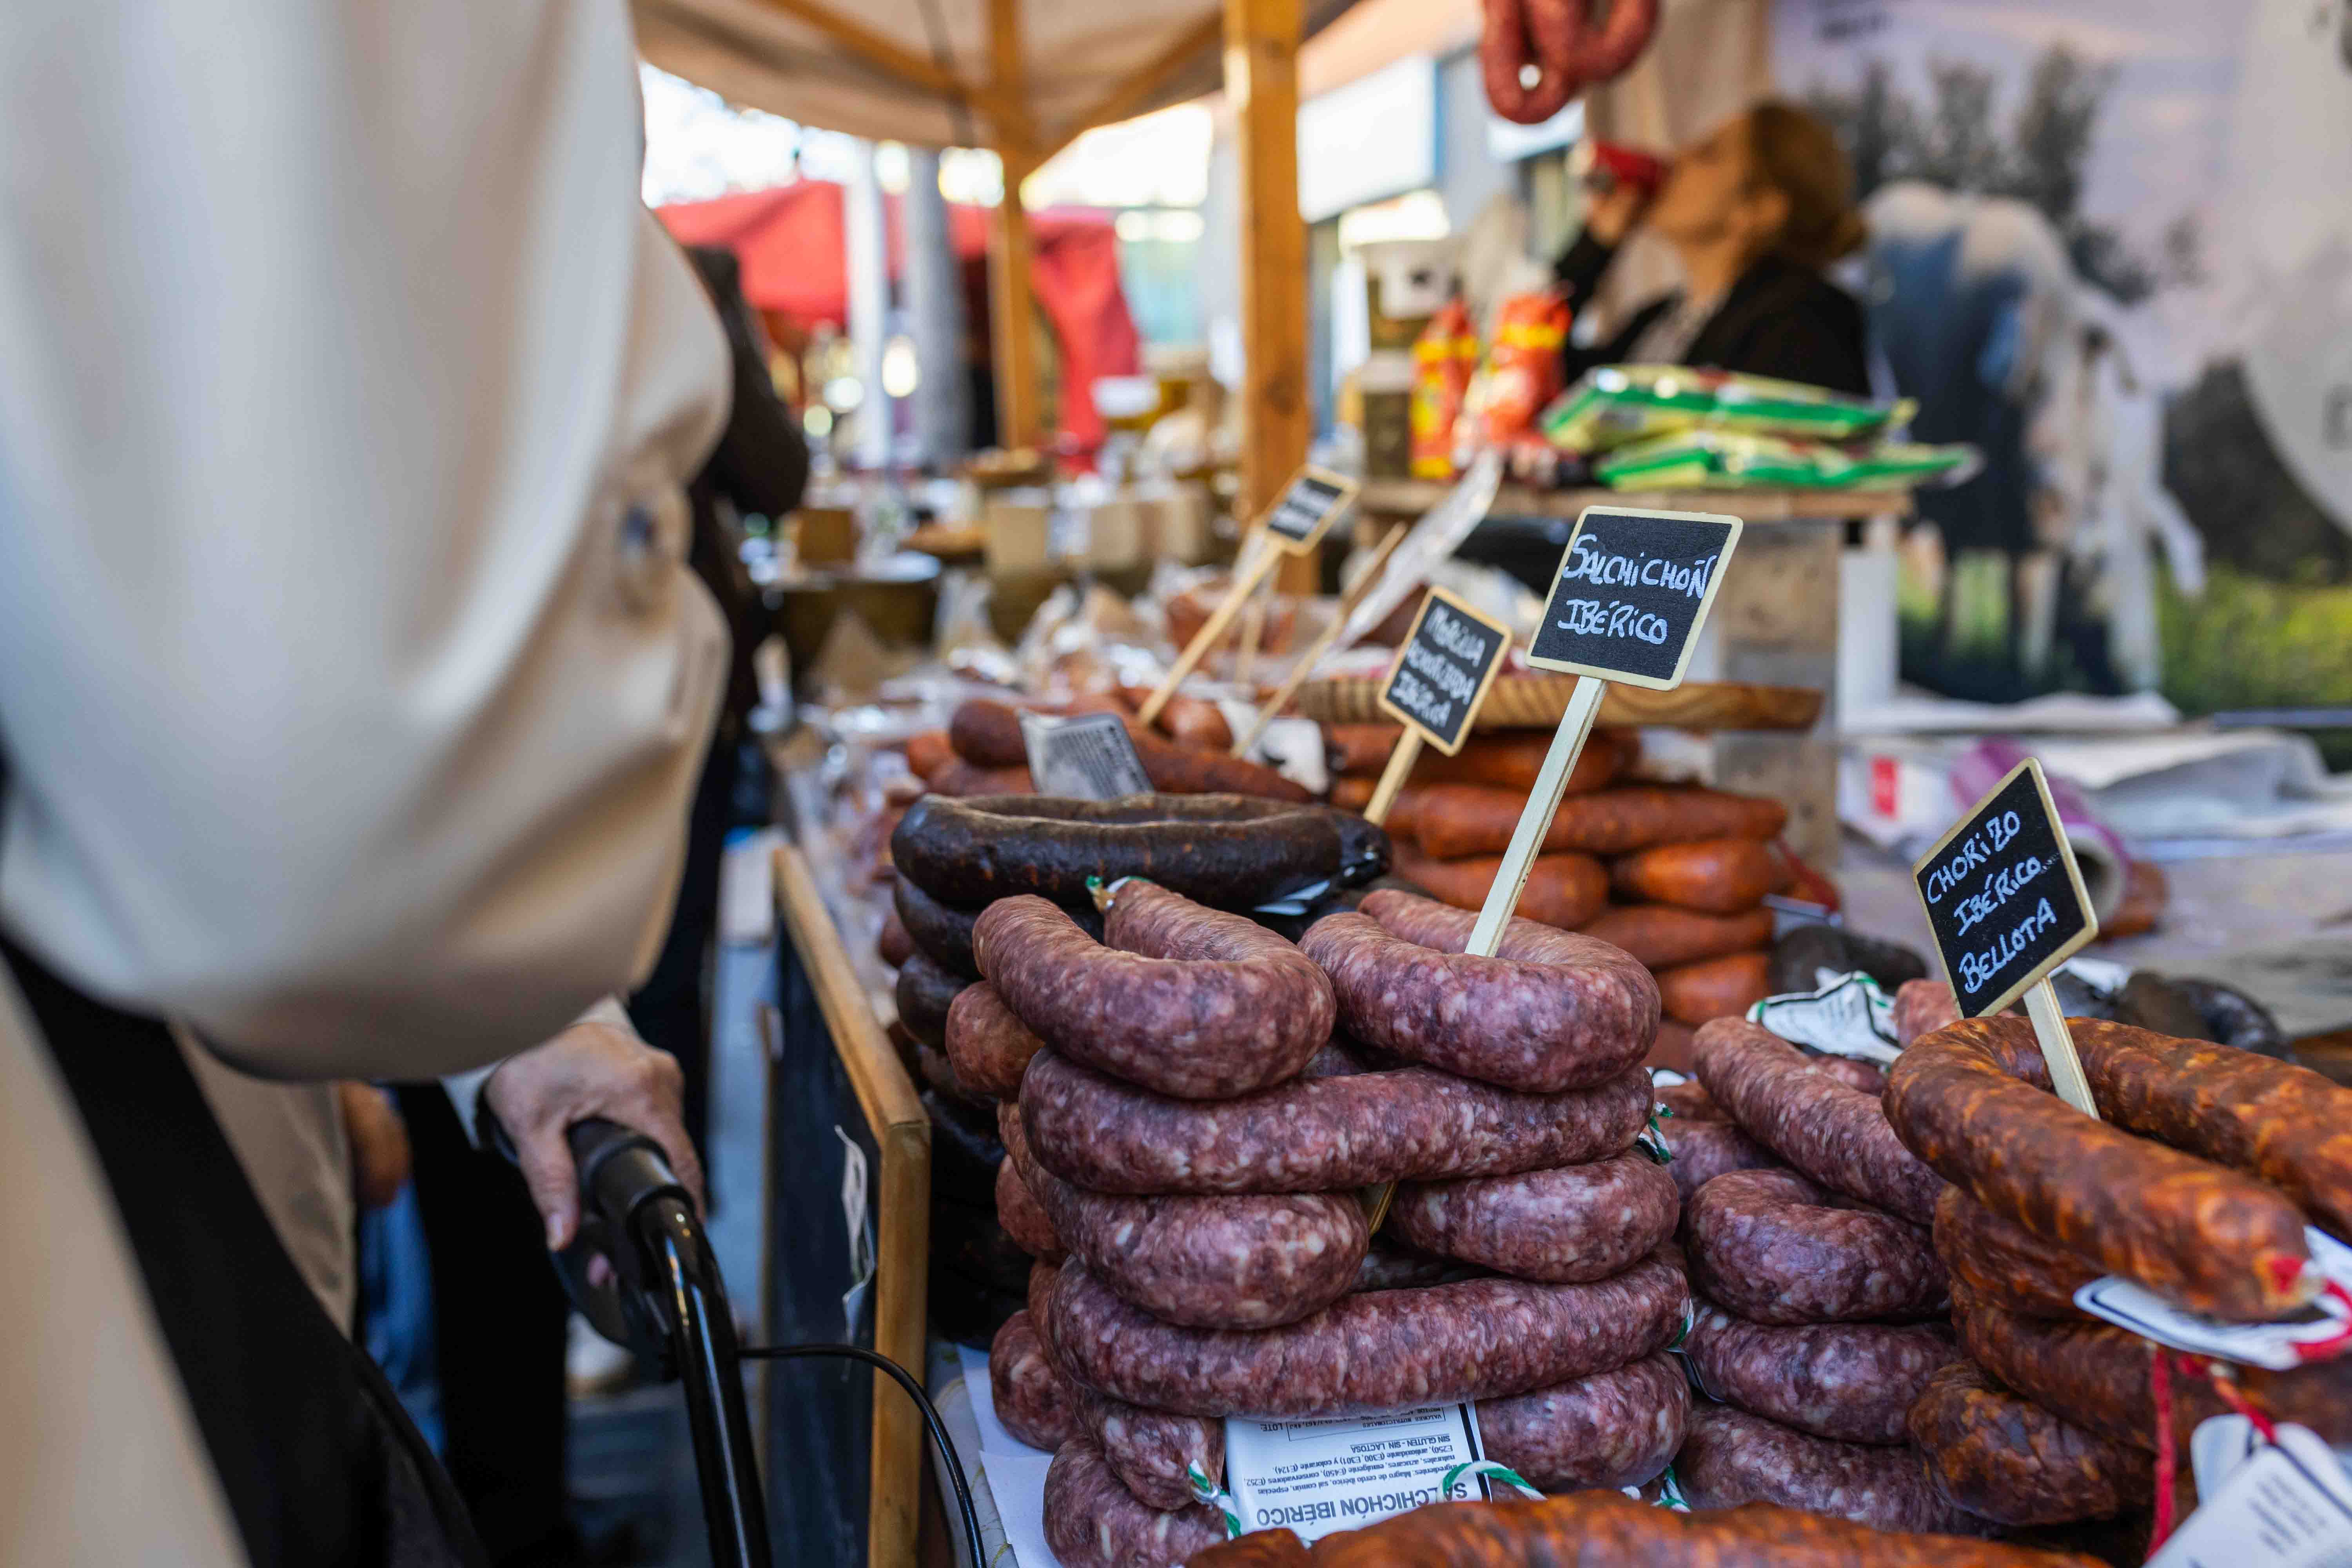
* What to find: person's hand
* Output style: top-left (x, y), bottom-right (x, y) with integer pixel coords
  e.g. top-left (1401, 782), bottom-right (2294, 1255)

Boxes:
top-left (338, 1082), bottom-right (412, 1211)
top-left (484, 1017), bottom-right (706, 1250)
top-left (1586, 181), bottom-right (1648, 246)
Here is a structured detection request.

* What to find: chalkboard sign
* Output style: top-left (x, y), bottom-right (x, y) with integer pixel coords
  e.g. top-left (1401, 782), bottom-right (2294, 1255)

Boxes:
top-left (1525, 506), bottom-right (1743, 691)
top-left (1913, 758), bottom-right (2100, 1017)
top-left (1374, 589), bottom-right (1512, 755)
top-left (1261, 467), bottom-right (1359, 555)
top-left (1020, 711), bottom-right (1154, 800)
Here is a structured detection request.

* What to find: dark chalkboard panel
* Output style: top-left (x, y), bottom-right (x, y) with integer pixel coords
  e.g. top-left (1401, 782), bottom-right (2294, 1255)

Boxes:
top-left (1261, 467), bottom-right (1358, 554)
top-left (1912, 758), bottom-right (2100, 1017)
top-left (1375, 588), bottom-right (1512, 755)
top-left (1526, 507), bottom-right (1742, 691)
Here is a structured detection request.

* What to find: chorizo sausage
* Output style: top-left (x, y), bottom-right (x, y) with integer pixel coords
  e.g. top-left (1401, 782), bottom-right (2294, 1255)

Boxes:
top-left (1581, 904), bottom-right (1777, 970)
top-left (1030, 1262), bottom-right (1227, 1510)
top-left (1694, 1017), bottom-right (1943, 1224)
top-left (944, 982), bottom-right (1045, 1101)
top-left (893, 950), bottom-right (966, 1049)
top-left (1682, 1305), bottom-right (1957, 1445)
top-left (1684, 1169), bottom-right (1947, 1325)
top-left (894, 793), bottom-right (1385, 909)
top-left (976, 886), bottom-right (1335, 1100)
top-left (1658, 950), bottom-right (1773, 1026)
top-left (1043, 1252), bottom-right (1688, 1418)
top-left (1018, 1049), bottom-right (1653, 1194)
top-left (1909, 1361), bottom-right (2151, 1526)
top-left (1327, 775), bottom-right (1374, 814)
top-left (1885, 1015), bottom-right (2315, 1320)
top-left (1043, 1437), bottom-right (1226, 1568)
top-left (1893, 978), bottom-right (1962, 1047)
top-left (1475, 1353), bottom-right (1688, 1492)
top-left (996, 1157), bottom-right (1065, 1263)
top-left (1611, 837), bottom-right (1792, 915)
top-left (1654, 1079), bottom-right (1721, 1121)
top-left (1408, 784), bottom-right (1787, 860)
top-left (991, 1310), bottom-right (1082, 1451)
top-left (1135, 731), bottom-right (1316, 802)
top-left (1675, 1402), bottom-right (1996, 1537)
top-left (948, 697), bottom-right (1041, 767)
top-left (1002, 1105), bottom-right (1365, 1330)
top-left (905, 727), bottom-right (955, 779)
top-left (1330, 727), bottom-right (1632, 792)
top-left (1302, 889), bottom-right (1658, 1093)
top-left (1658, 1114), bottom-right (1782, 1207)
top-left (1481, 0), bottom-right (1577, 124)
top-left (1392, 846), bottom-right (1610, 931)
top-left (1389, 1152), bottom-right (1679, 1283)
top-left (1932, 1186), bottom-right (2094, 1321)
top-left (927, 758), bottom-right (1038, 797)
top-left (1538, 0), bottom-right (1658, 82)
top-left (1158, 695), bottom-right (1234, 752)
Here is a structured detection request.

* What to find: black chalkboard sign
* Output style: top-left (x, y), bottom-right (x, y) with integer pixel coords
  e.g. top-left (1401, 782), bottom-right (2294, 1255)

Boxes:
top-left (1375, 588), bottom-right (1512, 755)
top-left (1913, 758), bottom-right (2100, 1017)
top-left (1526, 506), bottom-right (1743, 691)
top-left (1261, 467), bottom-right (1359, 555)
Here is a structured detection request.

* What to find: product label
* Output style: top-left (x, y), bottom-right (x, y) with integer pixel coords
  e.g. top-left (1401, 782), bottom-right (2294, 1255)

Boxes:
top-left (1261, 467), bottom-right (1359, 555)
top-left (1374, 589), bottom-right (1513, 755)
top-left (1746, 972), bottom-right (1901, 1065)
top-left (1223, 1405), bottom-right (1492, 1544)
top-left (2075, 1227), bottom-right (2352, 1370)
top-left (1911, 757), bottom-right (2099, 1018)
top-left (1019, 711), bottom-right (1152, 800)
top-left (1525, 507), bottom-right (1742, 691)
top-left (2148, 1423), bottom-right (2352, 1568)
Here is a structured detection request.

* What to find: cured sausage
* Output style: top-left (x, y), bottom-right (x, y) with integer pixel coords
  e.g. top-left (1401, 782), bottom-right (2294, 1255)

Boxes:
top-left (1659, 1113), bottom-right (1783, 1207)
top-left (906, 727), bottom-right (955, 779)
top-left (1658, 951), bottom-right (1773, 1026)
top-left (996, 1158), bottom-right (1065, 1263)
top-left (893, 877), bottom-right (985, 978)
top-left (1893, 978), bottom-right (1962, 1047)
top-left (1327, 775), bottom-right (1374, 814)
top-left (1391, 846), bottom-right (1610, 931)
top-left (1611, 837), bottom-right (1792, 915)
top-left (1909, 1361), bottom-right (2151, 1526)
top-left (919, 1041), bottom-right (987, 1108)
top-left (1480, 0), bottom-right (1577, 125)
top-left (1329, 727), bottom-right (1633, 793)
top-left (991, 1310), bottom-right (1082, 1452)
top-left (1581, 904), bottom-right (1777, 970)
top-left (1807, 1056), bottom-right (1886, 1096)
top-left (944, 982), bottom-right (1046, 1101)
top-left (893, 950), bottom-right (966, 1049)
top-left (1043, 1437), bottom-right (1226, 1568)
top-left (928, 758), bottom-right (1038, 797)
top-left (894, 793), bottom-right (1384, 909)
top-left (1675, 1403), bottom-right (1996, 1537)
top-left (1229, 1489), bottom-right (2105, 1568)
top-left (1695, 1017), bottom-right (1943, 1225)
top-left (1932, 1186), bottom-right (2094, 1321)
top-left (1002, 1106), bottom-right (1365, 1330)
top-left (1030, 1263), bottom-right (1227, 1510)
top-left (1019, 1049), bottom-right (1652, 1194)
top-left (1134, 731), bottom-right (1316, 803)
top-left (1682, 1306), bottom-right (1956, 1445)
top-left (878, 907), bottom-right (915, 969)
top-left (1407, 784), bottom-right (1787, 860)
top-left (1303, 889), bottom-right (1657, 1093)
top-left (1475, 1353), bottom-right (1688, 1492)
top-left (1886, 1015), bottom-right (2315, 1320)
top-left (1043, 1253), bottom-right (1687, 1418)
top-left (1684, 1169), bottom-right (1947, 1325)
top-left (976, 886), bottom-right (1335, 1100)
top-left (1654, 1079), bottom-right (1721, 1121)
top-left (1158, 695), bottom-right (1234, 753)
top-left (1389, 1152), bottom-right (1679, 1283)
top-left (947, 697), bottom-right (1043, 768)
top-left (1534, 0), bottom-right (1658, 82)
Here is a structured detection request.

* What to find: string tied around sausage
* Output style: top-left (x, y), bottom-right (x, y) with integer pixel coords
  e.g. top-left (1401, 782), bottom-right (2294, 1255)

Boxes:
top-left (1438, 1459), bottom-right (1544, 1503)
top-left (2147, 1346), bottom-right (2287, 1549)
top-left (1189, 1464), bottom-right (1244, 1540)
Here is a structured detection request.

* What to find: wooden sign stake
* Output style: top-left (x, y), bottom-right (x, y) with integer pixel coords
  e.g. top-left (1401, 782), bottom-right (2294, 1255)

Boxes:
top-left (2024, 980), bottom-right (2100, 1120)
top-left (1234, 574), bottom-right (1271, 691)
top-left (1362, 731), bottom-right (1423, 827)
top-left (1232, 523), bottom-right (1410, 759)
top-left (1136, 536), bottom-right (1279, 726)
top-left (1465, 677), bottom-right (1605, 956)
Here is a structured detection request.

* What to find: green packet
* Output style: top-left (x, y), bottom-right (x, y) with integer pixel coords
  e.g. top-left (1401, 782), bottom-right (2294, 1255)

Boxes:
top-left (1539, 365), bottom-right (1916, 453)
top-left (1594, 427), bottom-right (1977, 490)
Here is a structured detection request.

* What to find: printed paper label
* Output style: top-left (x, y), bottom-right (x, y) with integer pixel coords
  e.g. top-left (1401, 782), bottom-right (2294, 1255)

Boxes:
top-left (1223, 1405), bottom-right (1490, 1544)
top-left (2075, 1228), bottom-right (2352, 1370)
top-left (1019, 711), bottom-right (1153, 800)
top-left (1746, 972), bottom-right (1901, 1065)
top-left (2149, 1423), bottom-right (2352, 1568)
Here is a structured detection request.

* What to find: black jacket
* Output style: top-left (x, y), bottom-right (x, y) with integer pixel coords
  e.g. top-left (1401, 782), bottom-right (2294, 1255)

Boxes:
top-left (1552, 232), bottom-right (1871, 396)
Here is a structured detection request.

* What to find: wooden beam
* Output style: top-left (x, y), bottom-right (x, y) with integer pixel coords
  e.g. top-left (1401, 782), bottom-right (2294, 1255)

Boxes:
top-left (742, 0), bottom-right (1021, 132)
top-left (1224, 0), bottom-right (1316, 593)
top-left (1037, 12), bottom-right (1225, 163)
top-left (988, 0), bottom-right (1044, 449)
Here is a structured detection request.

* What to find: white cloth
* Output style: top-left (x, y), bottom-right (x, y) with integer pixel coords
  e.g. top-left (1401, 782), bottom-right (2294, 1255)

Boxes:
top-left (0, 2), bottom-right (730, 1561)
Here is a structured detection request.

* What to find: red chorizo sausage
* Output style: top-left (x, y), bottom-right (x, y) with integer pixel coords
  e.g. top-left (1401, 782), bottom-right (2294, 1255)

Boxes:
top-left (1329, 727), bottom-right (1633, 792)
top-left (944, 982), bottom-right (1045, 1101)
top-left (1475, 1353), bottom-right (1688, 1492)
top-left (1302, 889), bottom-right (1658, 1093)
top-left (905, 727), bottom-right (955, 779)
top-left (1611, 837), bottom-right (1792, 915)
top-left (947, 698), bottom-right (1036, 767)
top-left (1408, 784), bottom-right (1788, 860)
top-left (1392, 846), bottom-right (1610, 931)
top-left (1481, 0), bottom-right (1577, 124)
top-left (1658, 951), bottom-right (1773, 1026)
top-left (1909, 1361), bottom-right (2151, 1527)
top-left (1389, 1152), bottom-right (1679, 1283)
top-left (1158, 695), bottom-right (1234, 752)
top-left (927, 758), bottom-right (1038, 797)
top-left (1932, 1185), bottom-right (2094, 1321)
top-left (1682, 1305), bottom-right (1957, 1445)
top-left (991, 1310), bottom-right (1082, 1451)
top-left (1540, 0), bottom-right (1657, 81)
top-left (1684, 1169), bottom-right (1947, 1325)
top-left (1580, 904), bottom-right (1777, 970)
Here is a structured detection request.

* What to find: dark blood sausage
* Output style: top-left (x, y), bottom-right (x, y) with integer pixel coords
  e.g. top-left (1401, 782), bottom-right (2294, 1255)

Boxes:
top-left (878, 906), bottom-right (915, 969)
top-left (1682, 1306), bottom-right (1956, 1445)
top-left (944, 982), bottom-right (1045, 1101)
top-left (1018, 1048), bottom-right (1652, 1194)
top-left (990, 1310), bottom-right (1082, 1451)
top-left (893, 950), bottom-right (966, 1049)
top-left (1675, 1403), bottom-right (1996, 1537)
top-left (1893, 978), bottom-right (1962, 1047)
top-left (1028, 1262), bottom-right (1225, 1509)
top-left (1352, 1244), bottom-right (1473, 1293)
top-left (1044, 1253), bottom-right (1687, 1418)
top-left (1658, 951), bottom-right (1773, 1027)
top-left (893, 877), bottom-right (986, 978)
top-left (976, 886), bottom-right (1335, 1100)
top-left (1611, 838), bottom-right (1791, 916)
top-left (1272, 1490), bottom-right (2106, 1568)
top-left (918, 1042), bottom-right (986, 1108)
top-left (1694, 1017), bottom-right (1943, 1224)
top-left (1886, 1014), bottom-right (2316, 1321)
top-left (1480, 0), bottom-right (1576, 124)
top-left (1684, 1169), bottom-right (1947, 1325)
top-left (996, 1158), bottom-right (1065, 1263)
top-left (1909, 1361), bottom-right (2152, 1527)
top-left (1933, 1186), bottom-right (2094, 1321)
top-left (1042, 1437), bottom-right (1225, 1568)
top-left (1581, 904), bottom-right (1776, 971)
top-left (892, 793), bottom-right (1384, 910)
top-left (1390, 847), bottom-right (1610, 932)
top-left (1407, 784), bottom-right (1787, 860)
top-left (1659, 1118), bottom-right (1783, 1209)
top-left (1302, 889), bottom-right (1657, 1093)
top-left (1390, 1152), bottom-right (1678, 1283)
top-left (1475, 1353), bottom-right (1689, 1492)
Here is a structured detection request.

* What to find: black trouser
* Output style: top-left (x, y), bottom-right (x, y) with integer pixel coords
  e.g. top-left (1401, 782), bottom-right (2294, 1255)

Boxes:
top-left (6, 939), bottom-right (484, 1568)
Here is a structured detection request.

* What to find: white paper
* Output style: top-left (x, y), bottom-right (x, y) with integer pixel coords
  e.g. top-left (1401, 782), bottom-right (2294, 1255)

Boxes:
top-left (835, 1127), bottom-right (875, 1338)
top-left (2074, 1227), bottom-right (2352, 1370)
top-left (1746, 973), bottom-right (1902, 1065)
top-left (958, 1343), bottom-right (1063, 1568)
top-left (1213, 702), bottom-right (1329, 795)
top-left (1020, 711), bottom-right (1153, 800)
top-left (1222, 1405), bottom-right (1489, 1545)
top-left (2148, 1423), bottom-right (2352, 1568)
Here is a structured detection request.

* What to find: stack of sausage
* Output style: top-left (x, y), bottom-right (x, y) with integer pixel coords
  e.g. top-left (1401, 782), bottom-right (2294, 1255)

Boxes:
top-left (960, 882), bottom-right (1690, 1567)
top-left (1657, 1016), bottom-right (1989, 1537)
top-left (1325, 723), bottom-right (1796, 1052)
top-left (886, 792), bottom-right (1392, 1344)
top-left (900, 696), bottom-right (1308, 802)
top-left (1886, 979), bottom-right (2352, 1539)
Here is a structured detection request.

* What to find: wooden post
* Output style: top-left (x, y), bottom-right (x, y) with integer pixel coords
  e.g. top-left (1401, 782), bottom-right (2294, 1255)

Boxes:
top-left (1223, 0), bottom-right (1313, 594)
top-left (1233, 521), bottom-right (1409, 756)
top-left (1362, 732), bottom-right (1423, 826)
top-left (1466, 676), bottom-right (1607, 955)
top-left (988, 0), bottom-right (1042, 450)
top-left (2023, 980), bottom-right (2100, 1120)
top-left (1137, 537), bottom-right (1279, 726)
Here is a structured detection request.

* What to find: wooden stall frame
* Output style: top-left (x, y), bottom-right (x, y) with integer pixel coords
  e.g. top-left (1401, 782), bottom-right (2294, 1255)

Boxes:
top-left (773, 844), bottom-right (931, 1568)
